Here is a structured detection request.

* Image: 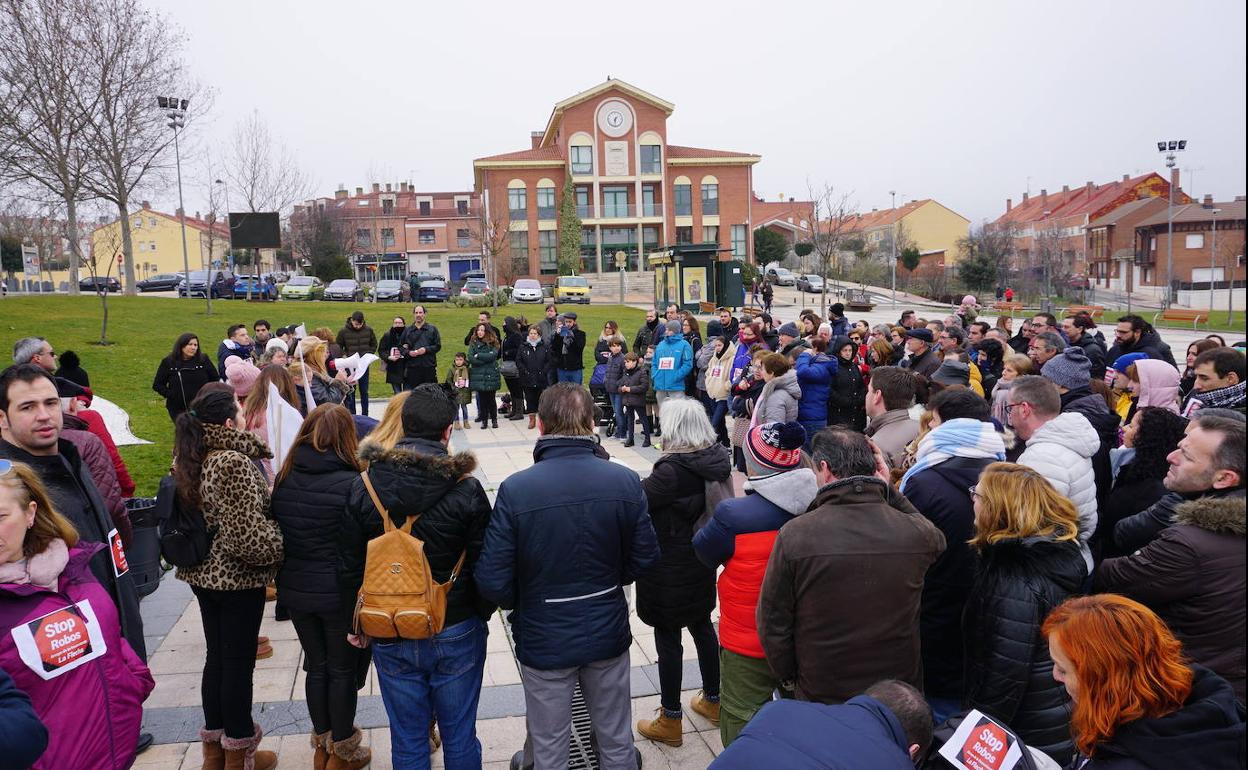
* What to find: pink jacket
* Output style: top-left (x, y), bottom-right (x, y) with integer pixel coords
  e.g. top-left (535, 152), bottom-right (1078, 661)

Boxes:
top-left (1135, 359), bottom-right (1181, 413)
top-left (0, 542), bottom-right (154, 770)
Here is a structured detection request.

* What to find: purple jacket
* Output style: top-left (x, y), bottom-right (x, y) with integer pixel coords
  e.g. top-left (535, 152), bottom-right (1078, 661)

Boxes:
top-left (0, 542), bottom-right (154, 770)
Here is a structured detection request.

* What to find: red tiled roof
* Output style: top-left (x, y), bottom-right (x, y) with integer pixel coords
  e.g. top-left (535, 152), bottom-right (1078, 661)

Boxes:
top-left (1135, 200), bottom-right (1246, 228)
top-left (995, 173), bottom-right (1181, 226)
top-left (1085, 197), bottom-right (1167, 228)
top-left (474, 146), bottom-right (565, 163)
top-left (667, 144), bottom-right (758, 159)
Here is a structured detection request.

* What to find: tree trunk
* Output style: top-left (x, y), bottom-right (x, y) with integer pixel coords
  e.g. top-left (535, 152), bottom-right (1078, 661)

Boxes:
top-left (115, 192), bottom-right (137, 296)
top-left (97, 290), bottom-right (109, 344)
top-left (65, 194), bottom-right (81, 296)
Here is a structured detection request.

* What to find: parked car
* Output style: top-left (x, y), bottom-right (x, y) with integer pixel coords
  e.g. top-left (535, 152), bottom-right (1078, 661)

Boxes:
top-left (79, 276), bottom-right (122, 293)
top-left (460, 269), bottom-right (487, 284)
top-left (373, 279), bottom-right (411, 302)
top-left (416, 279), bottom-right (450, 302)
top-left (178, 270), bottom-right (234, 298)
top-left (553, 274), bottom-right (592, 304)
top-left (512, 278), bottom-right (544, 303)
top-left (766, 266), bottom-right (796, 286)
top-left (279, 275), bottom-right (324, 301)
top-left (1067, 274), bottom-right (1091, 290)
top-left (796, 274), bottom-right (826, 293)
top-left (325, 278), bottom-right (363, 301)
top-left (460, 279), bottom-right (489, 297)
top-left (136, 273), bottom-right (182, 292)
top-left (233, 275), bottom-right (275, 300)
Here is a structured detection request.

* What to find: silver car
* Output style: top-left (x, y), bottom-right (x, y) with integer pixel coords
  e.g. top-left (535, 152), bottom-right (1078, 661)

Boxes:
top-left (512, 279), bottom-right (544, 303)
top-left (325, 278), bottom-right (363, 301)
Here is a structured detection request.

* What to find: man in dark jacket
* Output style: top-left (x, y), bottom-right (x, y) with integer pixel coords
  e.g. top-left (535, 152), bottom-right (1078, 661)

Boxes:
top-left (1061, 315), bottom-right (1107, 380)
top-left (337, 383), bottom-right (493, 766)
top-left (632, 308), bottom-right (661, 356)
top-left (828, 303), bottom-right (849, 338)
top-left (757, 427), bottom-right (945, 704)
top-left (708, 680), bottom-right (933, 770)
top-left (705, 308), bottom-right (740, 341)
top-left (399, 305), bottom-right (441, 388)
top-left (215, 323), bottom-right (254, 378)
top-left (776, 322), bottom-right (809, 360)
top-left (901, 328), bottom-right (941, 402)
top-left (476, 384), bottom-right (660, 770)
top-left (901, 389), bottom-right (998, 722)
top-left (0, 667), bottom-right (47, 769)
top-left (461, 310), bottom-right (501, 346)
top-left (335, 311), bottom-right (378, 415)
top-left (1107, 314), bottom-right (1176, 367)
top-left (549, 312), bottom-right (587, 384)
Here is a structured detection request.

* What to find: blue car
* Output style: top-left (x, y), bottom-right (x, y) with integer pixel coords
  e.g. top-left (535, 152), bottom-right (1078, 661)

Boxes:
top-left (416, 279), bottom-right (450, 302)
top-left (233, 275), bottom-right (275, 300)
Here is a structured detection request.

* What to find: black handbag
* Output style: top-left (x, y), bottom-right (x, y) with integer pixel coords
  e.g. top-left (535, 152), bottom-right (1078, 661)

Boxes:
top-left (155, 475), bottom-right (215, 568)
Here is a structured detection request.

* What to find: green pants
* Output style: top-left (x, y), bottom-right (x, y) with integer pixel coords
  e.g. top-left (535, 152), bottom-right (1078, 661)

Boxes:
top-left (719, 648), bottom-right (781, 747)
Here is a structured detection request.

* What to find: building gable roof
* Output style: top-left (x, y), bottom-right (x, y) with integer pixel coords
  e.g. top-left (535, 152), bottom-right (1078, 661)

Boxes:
top-left (995, 172), bottom-right (1184, 227)
top-left (541, 79), bottom-right (675, 146)
top-left (1085, 196), bottom-right (1167, 229)
top-left (1135, 200), bottom-right (1246, 228)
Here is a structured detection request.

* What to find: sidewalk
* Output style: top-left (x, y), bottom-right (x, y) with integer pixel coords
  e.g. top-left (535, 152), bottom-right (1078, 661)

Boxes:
top-left (138, 414), bottom-right (726, 769)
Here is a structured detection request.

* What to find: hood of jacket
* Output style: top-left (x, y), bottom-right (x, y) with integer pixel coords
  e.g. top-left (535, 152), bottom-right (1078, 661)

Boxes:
top-left (289, 442), bottom-right (358, 477)
top-left (980, 536), bottom-right (1087, 595)
top-left (655, 334), bottom-right (688, 353)
top-left (1135, 358), bottom-right (1181, 411)
top-left (769, 369), bottom-right (801, 400)
top-left (665, 444), bottom-right (732, 483)
top-left (1101, 666), bottom-right (1244, 768)
top-left (1029, 411), bottom-right (1100, 460)
top-left (203, 422), bottom-right (272, 459)
top-left (358, 437), bottom-right (477, 512)
top-left (1173, 490), bottom-right (1245, 536)
top-left (745, 467), bottom-right (819, 515)
top-left (830, 335), bottom-right (856, 361)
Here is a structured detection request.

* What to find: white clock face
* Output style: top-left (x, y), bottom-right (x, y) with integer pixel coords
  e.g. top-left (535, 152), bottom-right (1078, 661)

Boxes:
top-left (598, 100), bottom-right (632, 137)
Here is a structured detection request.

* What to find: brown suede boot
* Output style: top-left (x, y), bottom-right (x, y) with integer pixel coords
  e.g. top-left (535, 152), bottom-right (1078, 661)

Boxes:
top-left (221, 723), bottom-right (277, 770)
top-left (690, 691), bottom-right (720, 725)
top-left (200, 727), bottom-right (225, 770)
top-left (527, 414), bottom-right (536, 429)
top-left (326, 727), bottom-right (371, 770)
top-left (311, 730), bottom-right (332, 770)
top-left (637, 708), bottom-right (683, 747)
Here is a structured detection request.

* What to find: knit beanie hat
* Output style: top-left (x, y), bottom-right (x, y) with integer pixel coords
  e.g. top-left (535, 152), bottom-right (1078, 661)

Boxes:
top-left (1042, 347), bottom-right (1091, 390)
top-left (778, 322), bottom-right (800, 338)
top-left (931, 359), bottom-right (971, 387)
top-left (665, 319), bottom-right (682, 335)
top-left (226, 360), bottom-right (261, 399)
top-left (962, 295), bottom-right (977, 306)
top-left (266, 337), bottom-right (288, 354)
top-left (1111, 351), bottom-right (1149, 374)
top-left (830, 303), bottom-right (845, 317)
top-left (744, 421), bottom-right (806, 478)
top-left (222, 354), bottom-right (244, 370)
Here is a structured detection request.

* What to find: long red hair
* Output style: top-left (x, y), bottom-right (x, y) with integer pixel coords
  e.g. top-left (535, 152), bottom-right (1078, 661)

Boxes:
top-left (1042, 595), bottom-right (1193, 757)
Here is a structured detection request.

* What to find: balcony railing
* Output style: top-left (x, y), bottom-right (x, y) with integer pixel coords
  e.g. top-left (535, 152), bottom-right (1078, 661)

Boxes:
top-left (576, 205), bottom-right (594, 218)
top-left (536, 206), bottom-right (557, 220)
top-left (641, 202), bottom-right (661, 217)
top-left (702, 200), bottom-right (719, 215)
top-left (599, 203), bottom-right (636, 218)
top-left (571, 162), bottom-right (593, 175)
top-left (509, 208), bottom-right (527, 221)
top-left (673, 202), bottom-right (692, 216)
top-left (414, 206), bottom-right (476, 218)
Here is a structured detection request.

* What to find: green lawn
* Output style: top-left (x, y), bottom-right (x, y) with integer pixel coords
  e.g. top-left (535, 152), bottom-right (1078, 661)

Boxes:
top-left (995, 305), bottom-right (1245, 334)
top-left (0, 295), bottom-right (644, 496)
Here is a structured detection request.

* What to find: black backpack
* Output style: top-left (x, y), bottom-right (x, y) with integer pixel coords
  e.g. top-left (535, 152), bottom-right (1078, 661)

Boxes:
top-left (155, 475), bottom-right (215, 568)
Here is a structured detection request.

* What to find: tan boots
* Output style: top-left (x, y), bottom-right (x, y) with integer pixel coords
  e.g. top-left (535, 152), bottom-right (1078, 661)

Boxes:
top-left (527, 414), bottom-right (536, 429)
top-left (221, 723), bottom-right (277, 770)
top-left (690, 691), bottom-right (721, 724)
top-left (637, 708), bottom-right (683, 747)
top-left (311, 730), bottom-right (331, 770)
top-left (200, 728), bottom-right (225, 770)
top-left (327, 727), bottom-right (371, 770)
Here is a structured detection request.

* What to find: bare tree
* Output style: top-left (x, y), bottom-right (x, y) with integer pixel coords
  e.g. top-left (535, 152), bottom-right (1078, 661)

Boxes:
top-left (79, 205), bottom-right (125, 344)
top-left (1033, 221), bottom-right (1069, 300)
top-left (76, 0), bottom-right (204, 296)
top-left (0, 0), bottom-right (99, 294)
top-left (287, 200), bottom-right (354, 279)
top-left (468, 195), bottom-right (510, 314)
top-left (805, 180), bottom-right (857, 317)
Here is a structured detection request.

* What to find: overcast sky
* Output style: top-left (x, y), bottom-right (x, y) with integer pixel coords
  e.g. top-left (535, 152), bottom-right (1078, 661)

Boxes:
top-left (152, 0), bottom-right (1246, 227)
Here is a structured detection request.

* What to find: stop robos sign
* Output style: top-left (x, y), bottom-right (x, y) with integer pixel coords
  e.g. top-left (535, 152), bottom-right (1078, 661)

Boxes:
top-left (938, 709), bottom-right (1027, 770)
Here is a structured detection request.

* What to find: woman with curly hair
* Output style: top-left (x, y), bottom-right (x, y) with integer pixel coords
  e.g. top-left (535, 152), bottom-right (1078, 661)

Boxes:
top-left (1099, 407), bottom-right (1188, 558)
top-left (1043, 594), bottom-right (1244, 769)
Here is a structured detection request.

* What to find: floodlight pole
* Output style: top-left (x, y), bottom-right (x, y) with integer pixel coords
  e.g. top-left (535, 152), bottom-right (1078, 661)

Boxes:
top-left (159, 96), bottom-right (193, 304)
top-left (1159, 140), bottom-right (1185, 308)
top-left (890, 190), bottom-right (897, 307)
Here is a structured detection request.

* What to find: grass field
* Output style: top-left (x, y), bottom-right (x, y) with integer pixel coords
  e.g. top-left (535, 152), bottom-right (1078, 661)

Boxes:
top-left (0, 295), bottom-right (645, 496)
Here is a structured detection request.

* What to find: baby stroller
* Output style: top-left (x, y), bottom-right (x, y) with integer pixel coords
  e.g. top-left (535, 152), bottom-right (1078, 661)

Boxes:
top-left (587, 363), bottom-right (616, 437)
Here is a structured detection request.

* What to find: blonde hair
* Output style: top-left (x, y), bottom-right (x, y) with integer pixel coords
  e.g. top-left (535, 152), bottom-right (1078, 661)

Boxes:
top-left (361, 390), bottom-right (411, 453)
top-left (969, 462), bottom-right (1079, 547)
top-left (298, 337), bottom-right (328, 375)
top-left (1003, 353), bottom-right (1034, 376)
top-left (1, 462), bottom-right (79, 557)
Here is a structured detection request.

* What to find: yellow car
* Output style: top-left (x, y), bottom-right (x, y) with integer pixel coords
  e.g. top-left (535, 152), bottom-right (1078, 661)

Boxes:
top-left (553, 275), bottom-right (591, 304)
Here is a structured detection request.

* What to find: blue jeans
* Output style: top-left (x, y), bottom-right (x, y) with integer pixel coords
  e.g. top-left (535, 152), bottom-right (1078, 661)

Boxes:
top-left (610, 393), bottom-right (626, 437)
top-left (556, 369), bottom-right (583, 385)
top-left (710, 399), bottom-right (730, 446)
top-left (345, 368), bottom-right (371, 415)
top-left (371, 617), bottom-right (488, 770)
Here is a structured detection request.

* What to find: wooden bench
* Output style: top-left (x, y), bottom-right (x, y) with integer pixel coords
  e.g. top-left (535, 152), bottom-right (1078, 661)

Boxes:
top-left (992, 301), bottom-right (1025, 315)
top-left (1153, 308), bottom-right (1210, 330)
top-left (1063, 305), bottom-right (1105, 319)
top-left (698, 301), bottom-right (717, 314)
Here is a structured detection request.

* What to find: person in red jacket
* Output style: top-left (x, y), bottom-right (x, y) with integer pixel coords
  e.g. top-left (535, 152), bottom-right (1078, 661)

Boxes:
top-left (692, 421), bottom-right (818, 746)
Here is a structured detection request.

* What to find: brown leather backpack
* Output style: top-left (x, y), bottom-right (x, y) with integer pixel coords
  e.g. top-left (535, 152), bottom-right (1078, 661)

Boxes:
top-left (353, 471), bottom-right (465, 639)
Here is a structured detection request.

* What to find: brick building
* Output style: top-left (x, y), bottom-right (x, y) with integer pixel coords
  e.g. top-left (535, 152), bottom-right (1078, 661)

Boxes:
top-left (1131, 196), bottom-right (1245, 303)
top-left (293, 185), bottom-right (482, 282)
top-left (472, 79), bottom-right (760, 283)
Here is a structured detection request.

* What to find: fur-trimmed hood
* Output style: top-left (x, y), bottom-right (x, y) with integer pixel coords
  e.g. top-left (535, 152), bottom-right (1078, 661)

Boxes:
top-left (1174, 490), bottom-right (1246, 536)
top-left (357, 437), bottom-right (477, 479)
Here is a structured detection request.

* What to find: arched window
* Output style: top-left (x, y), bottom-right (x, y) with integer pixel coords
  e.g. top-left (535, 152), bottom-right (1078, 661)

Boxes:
top-left (700, 176), bottom-right (719, 216)
top-left (536, 178), bottom-right (557, 220)
top-left (507, 179), bottom-right (527, 220)
top-left (569, 133), bottom-right (593, 175)
top-left (673, 175), bottom-right (692, 216)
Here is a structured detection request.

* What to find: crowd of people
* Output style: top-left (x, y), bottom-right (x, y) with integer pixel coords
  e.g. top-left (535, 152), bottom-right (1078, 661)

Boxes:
top-left (0, 294), bottom-right (1245, 770)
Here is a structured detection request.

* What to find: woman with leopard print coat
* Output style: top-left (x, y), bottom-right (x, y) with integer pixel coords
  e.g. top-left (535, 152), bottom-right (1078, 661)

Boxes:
top-left (173, 383), bottom-right (284, 770)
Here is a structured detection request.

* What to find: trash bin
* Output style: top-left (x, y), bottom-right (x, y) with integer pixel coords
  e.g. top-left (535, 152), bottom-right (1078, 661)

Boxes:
top-left (125, 497), bottom-right (163, 598)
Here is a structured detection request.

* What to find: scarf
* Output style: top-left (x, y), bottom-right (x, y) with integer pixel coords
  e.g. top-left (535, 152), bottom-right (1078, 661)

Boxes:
top-left (899, 418), bottom-right (1006, 493)
top-left (0, 538), bottom-right (69, 589)
top-left (1182, 380), bottom-right (1246, 417)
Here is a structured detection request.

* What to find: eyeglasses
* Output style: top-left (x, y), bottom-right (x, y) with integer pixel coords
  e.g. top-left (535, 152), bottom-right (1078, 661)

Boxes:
top-left (0, 459), bottom-right (14, 476)
top-left (1004, 402), bottom-right (1029, 414)
top-left (967, 484), bottom-right (980, 500)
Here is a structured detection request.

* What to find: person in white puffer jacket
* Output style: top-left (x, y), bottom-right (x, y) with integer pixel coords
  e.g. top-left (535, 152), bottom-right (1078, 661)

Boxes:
top-left (1006, 375), bottom-right (1099, 571)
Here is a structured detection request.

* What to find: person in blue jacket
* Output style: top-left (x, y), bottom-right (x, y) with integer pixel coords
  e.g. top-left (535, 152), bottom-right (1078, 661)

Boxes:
top-left (792, 338), bottom-right (838, 448)
top-left (0, 666), bottom-right (49, 769)
top-left (708, 679), bottom-right (933, 770)
top-left (475, 384), bottom-right (660, 770)
top-left (651, 320), bottom-right (693, 408)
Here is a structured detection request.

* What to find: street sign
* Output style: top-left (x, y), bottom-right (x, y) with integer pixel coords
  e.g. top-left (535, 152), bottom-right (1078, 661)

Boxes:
top-left (21, 244), bottom-right (39, 276)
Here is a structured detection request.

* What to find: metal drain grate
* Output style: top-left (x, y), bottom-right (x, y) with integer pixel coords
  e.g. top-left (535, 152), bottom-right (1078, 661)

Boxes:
top-left (568, 683), bottom-right (599, 769)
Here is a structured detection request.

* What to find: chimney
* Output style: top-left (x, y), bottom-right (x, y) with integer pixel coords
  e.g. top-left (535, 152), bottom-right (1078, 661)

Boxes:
top-left (788, 197), bottom-right (794, 203)
top-left (1022, 192), bottom-right (1029, 202)
top-left (194, 211), bottom-right (200, 220)
top-left (1202, 194), bottom-right (1214, 207)
top-left (1006, 198), bottom-right (1013, 212)
top-left (1062, 184), bottom-right (1070, 194)
top-left (1086, 181), bottom-right (1094, 196)
top-left (1040, 189), bottom-right (1048, 207)
top-left (385, 183), bottom-right (392, 192)
top-left (1122, 174), bottom-right (1130, 182)
top-left (175, 207), bottom-right (183, 217)
top-left (1170, 168), bottom-right (1180, 197)
top-left (400, 182), bottom-right (409, 192)
top-left (355, 187), bottom-right (363, 196)
top-left (141, 200), bottom-right (151, 210)
top-left (872, 207), bottom-right (879, 212)
top-left (335, 188), bottom-right (348, 200)
top-left (371, 183), bottom-right (380, 193)
top-left (530, 131), bottom-right (544, 150)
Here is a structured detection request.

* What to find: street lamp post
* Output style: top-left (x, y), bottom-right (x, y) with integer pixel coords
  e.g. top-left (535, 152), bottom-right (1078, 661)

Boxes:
top-left (889, 190), bottom-right (897, 307)
top-left (1208, 208), bottom-right (1220, 312)
top-left (1157, 139), bottom-right (1186, 307)
top-left (158, 96), bottom-right (192, 301)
